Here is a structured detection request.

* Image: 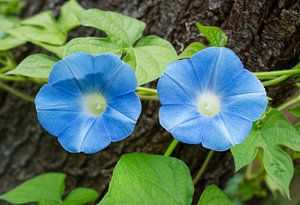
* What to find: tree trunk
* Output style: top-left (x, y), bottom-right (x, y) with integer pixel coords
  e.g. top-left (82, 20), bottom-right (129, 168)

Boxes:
top-left (0, 0), bottom-right (299, 204)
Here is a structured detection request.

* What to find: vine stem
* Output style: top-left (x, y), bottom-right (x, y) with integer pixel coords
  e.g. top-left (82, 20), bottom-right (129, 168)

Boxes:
top-left (277, 94), bottom-right (300, 111)
top-left (0, 73), bottom-right (27, 82)
top-left (0, 81), bottom-right (34, 103)
top-left (254, 69), bottom-right (300, 78)
top-left (262, 75), bottom-right (290, 87)
top-left (136, 87), bottom-right (158, 95)
top-left (193, 150), bottom-right (214, 185)
top-left (164, 139), bottom-right (179, 157)
top-left (138, 95), bottom-right (159, 101)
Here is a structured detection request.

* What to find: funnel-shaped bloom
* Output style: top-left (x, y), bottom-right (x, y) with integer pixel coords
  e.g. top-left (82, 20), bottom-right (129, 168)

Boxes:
top-left (158, 47), bottom-right (267, 151)
top-left (35, 53), bottom-right (141, 154)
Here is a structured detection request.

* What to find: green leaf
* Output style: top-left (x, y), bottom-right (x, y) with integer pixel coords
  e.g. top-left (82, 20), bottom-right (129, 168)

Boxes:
top-left (0, 173), bottom-right (65, 204)
top-left (35, 42), bottom-right (65, 58)
top-left (0, 15), bottom-right (20, 34)
top-left (0, 0), bottom-right (23, 15)
top-left (288, 105), bottom-right (300, 117)
top-left (70, 8), bottom-right (145, 46)
top-left (195, 22), bottom-right (228, 47)
top-left (63, 188), bottom-right (99, 205)
top-left (7, 54), bottom-right (58, 78)
top-left (58, 0), bottom-right (83, 32)
top-left (64, 37), bottom-right (122, 56)
top-left (231, 109), bottom-right (300, 198)
top-left (0, 34), bottom-right (25, 51)
top-left (8, 11), bottom-right (66, 45)
top-left (197, 185), bottom-right (233, 205)
top-left (179, 42), bottom-right (206, 59)
top-left (124, 35), bottom-right (177, 85)
top-left (98, 153), bottom-right (194, 205)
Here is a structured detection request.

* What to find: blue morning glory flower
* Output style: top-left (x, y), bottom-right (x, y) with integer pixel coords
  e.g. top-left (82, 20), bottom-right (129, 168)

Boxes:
top-left (158, 47), bottom-right (267, 151)
top-left (35, 53), bottom-right (142, 154)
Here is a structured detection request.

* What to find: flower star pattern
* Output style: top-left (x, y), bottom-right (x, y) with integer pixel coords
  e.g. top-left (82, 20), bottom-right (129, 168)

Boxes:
top-left (158, 47), bottom-right (267, 151)
top-left (35, 53), bottom-right (142, 154)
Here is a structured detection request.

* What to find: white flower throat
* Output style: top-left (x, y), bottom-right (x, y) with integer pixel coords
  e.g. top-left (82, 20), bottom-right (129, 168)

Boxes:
top-left (84, 93), bottom-right (107, 116)
top-left (197, 92), bottom-right (221, 116)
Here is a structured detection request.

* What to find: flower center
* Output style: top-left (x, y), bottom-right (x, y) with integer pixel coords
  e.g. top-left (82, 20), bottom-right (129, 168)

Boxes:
top-left (84, 93), bottom-right (107, 116)
top-left (197, 92), bottom-right (221, 116)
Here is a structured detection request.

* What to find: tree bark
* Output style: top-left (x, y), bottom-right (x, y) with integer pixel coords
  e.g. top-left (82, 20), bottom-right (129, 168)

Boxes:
top-left (0, 0), bottom-right (299, 204)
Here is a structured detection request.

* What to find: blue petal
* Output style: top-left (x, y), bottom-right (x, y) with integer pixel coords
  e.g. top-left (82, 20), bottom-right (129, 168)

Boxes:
top-left (95, 58), bottom-right (137, 99)
top-left (157, 74), bottom-right (195, 105)
top-left (219, 112), bottom-right (253, 145)
top-left (48, 53), bottom-right (95, 93)
top-left (102, 106), bottom-right (137, 142)
top-left (37, 110), bottom-right (79, 136)
top-left (169, 112), bottom-right (252, 151)
top-left (170, 116), bottom-right (206, 144)
top-left (107, 92), bottom-right (141, 121)
top-left (58, 116), bottom-right (111, 154)
top-left (218, 69), bottom-right (266, 98)
top-left (79, 118), bottom-right (111, 154)
top-left (35, 85), bottom-right (82, 136)
top-left (58, 116), bottom-right (94, 153)
top-left (161, 59), bottom-right (200, 95)
top-left (35, 84), bottom-right (82, 111)
top-left (190, 47), bottom-right (244, 92)
top-left (199, 116), bottom-right (234, 151)
top-left (221, 92), bottom-right (267, 121)
top-left (159, 104), bottom-right (200, 131)
top-left (189, 47), bottom-right (219, 91)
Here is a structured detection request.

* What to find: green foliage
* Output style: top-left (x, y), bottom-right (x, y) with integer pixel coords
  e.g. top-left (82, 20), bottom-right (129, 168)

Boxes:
top-left (123, 35), bottom-right (177, 85)
top-left (63, 188), bottom-right (99, 205)
top-left (197, 185), bottom-right (232, 205)
top-left (98, 153), bottom-right (194, 205)
top-left (0, 0), bottom-right (23, 15)
top-left (70, 8), bottom-right (145, 46)
top-left (7, 54), bottom-right (58, 78)
top-left (0, 173), bottom-right (98, 205)
top-left (57, 0), bottom-right (83, 32)
top-left (8, 11), bottom-right (66, 45)
top-left (0, 173), bottom-right (65, 204)
top-left (179, 42), bottom-right (206, 59)
top-left (0, 15), bottom-right (20, 34)
top-left (195, 22), bottom-right (228, 47)
top-left (0, 0), bottom-right (83, 57)
top-left (64, 37), bottom-right (122, 56)
top-left (231, 109), bottom-right (300, 198)
top-left (288, 105), bottom-right (300, 117)
top-left (64, 7), bottom-right (177, 85)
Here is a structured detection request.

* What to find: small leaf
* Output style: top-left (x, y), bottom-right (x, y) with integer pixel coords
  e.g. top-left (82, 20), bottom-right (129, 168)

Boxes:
top-left (70, 8), bottom-right (145, 46)
top-left (64, 37), bottom-right (122, 57)
top-left (0, 34), bottom-right (25, 51)
top-left (195, 22), bottom-right (228, 47)
top-left (179, 42), bottom-right (206, 59)
top-left (7, 54), bottom-right (58, 78)
top-left (63, 188), bottom-right (99, 205)
top-left (231, 109), bottom-right (300, 198)
top-left (98, 153), bottom-right (194, 205)
top-left (35, 42), bottom-right (65, 58)
top-left (197, 185), bottom-right (233, 205)
top-left (124, 35), bottom-right (177, 85)
top-left (0, 173), bottom-right (65, 204)
top-left (0, 15), bottom-right (20, 34)
top-left (58, 0), bottom-right (83, 32)
top-left (288, 105), bottom-right (300, 117)
top-left (8, 11), bottom-right (66, 45)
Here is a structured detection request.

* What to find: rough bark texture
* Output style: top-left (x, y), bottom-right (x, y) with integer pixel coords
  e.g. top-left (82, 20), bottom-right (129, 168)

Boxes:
top-left (0, 0), bottom-right (299, 204)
